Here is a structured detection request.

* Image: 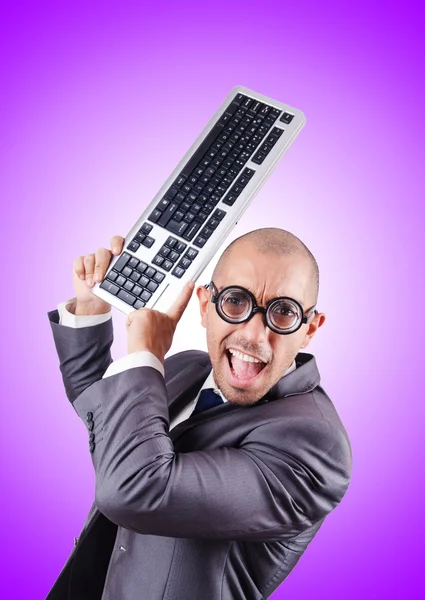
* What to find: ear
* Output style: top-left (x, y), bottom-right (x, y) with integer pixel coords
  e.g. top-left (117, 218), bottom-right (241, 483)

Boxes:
top-left (300, 312), bottom-right (326, 349)
top-left (196, 285), bottom-right (209, 329)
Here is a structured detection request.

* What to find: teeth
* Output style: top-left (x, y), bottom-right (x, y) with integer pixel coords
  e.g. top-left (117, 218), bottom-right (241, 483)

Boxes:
top-left (228, 349), bottom-right (264, 363)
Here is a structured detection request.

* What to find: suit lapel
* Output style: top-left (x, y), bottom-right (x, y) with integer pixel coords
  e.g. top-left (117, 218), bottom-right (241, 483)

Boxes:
top-left (166, 361), bottom-right (211, 420)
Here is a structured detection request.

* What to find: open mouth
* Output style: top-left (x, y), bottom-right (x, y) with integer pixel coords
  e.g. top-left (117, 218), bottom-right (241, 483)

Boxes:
top-left (226, 348), bottom-right (267, 386)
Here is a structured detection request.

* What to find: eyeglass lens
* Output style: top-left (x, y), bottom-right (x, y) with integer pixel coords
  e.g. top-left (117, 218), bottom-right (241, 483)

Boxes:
top-left (218, 288), bottom-right (301, 331)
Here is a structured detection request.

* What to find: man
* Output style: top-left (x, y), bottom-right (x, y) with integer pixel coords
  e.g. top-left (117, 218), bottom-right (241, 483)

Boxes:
top-left (46, 227), bottom-right (352, 599)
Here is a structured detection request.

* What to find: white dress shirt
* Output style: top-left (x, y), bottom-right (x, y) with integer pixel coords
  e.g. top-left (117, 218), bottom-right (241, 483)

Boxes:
top-left (57, 298), bottom-right (297, 430)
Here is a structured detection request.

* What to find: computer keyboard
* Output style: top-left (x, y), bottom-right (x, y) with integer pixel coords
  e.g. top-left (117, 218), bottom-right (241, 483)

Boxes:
top-left (91, 85), bottom-right (306, 314)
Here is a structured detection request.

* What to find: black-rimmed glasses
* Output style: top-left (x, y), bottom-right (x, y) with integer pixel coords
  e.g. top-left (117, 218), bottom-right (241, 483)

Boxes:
top-left (205, 281), bottom-right (318, 335)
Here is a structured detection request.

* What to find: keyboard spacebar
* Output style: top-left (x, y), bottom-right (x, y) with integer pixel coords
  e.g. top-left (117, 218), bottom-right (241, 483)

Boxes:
top-left (180, 121), bottom-right (225, 178)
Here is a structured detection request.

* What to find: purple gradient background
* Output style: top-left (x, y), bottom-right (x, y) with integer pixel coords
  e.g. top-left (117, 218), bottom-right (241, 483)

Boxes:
top-left (1, 1), bottom-right (424, 598)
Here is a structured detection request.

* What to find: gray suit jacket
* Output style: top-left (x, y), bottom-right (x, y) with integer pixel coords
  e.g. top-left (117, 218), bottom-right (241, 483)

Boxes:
top-left (45, 307), bottom-right (352, 600)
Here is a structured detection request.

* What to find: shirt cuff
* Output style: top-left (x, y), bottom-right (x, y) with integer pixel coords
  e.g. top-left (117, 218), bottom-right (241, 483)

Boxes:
top-left (57, 298), bottom-right (112, 328)
top-left (103, 351), bottom-right (165, 379)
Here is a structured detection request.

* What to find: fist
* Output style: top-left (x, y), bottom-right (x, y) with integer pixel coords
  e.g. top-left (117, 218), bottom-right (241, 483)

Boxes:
top-left (72, 235), bottom-right (125, 308)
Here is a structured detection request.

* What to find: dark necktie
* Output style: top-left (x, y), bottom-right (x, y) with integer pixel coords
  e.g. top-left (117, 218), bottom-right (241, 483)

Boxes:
top-left (193, 388), bottom-right (224, 414)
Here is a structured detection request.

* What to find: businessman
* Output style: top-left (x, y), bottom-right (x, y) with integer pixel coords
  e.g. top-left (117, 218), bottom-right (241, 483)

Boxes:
top-left (46, 227), bottom-right (352, 600)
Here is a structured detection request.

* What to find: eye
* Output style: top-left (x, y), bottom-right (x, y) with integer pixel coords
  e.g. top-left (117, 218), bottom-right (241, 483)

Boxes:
top-left (225, 297), bottom-right (243, 305)
top-left (277, 306), bottom-right (295, 317)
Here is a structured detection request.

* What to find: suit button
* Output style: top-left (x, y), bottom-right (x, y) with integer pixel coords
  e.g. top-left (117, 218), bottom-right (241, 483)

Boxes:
top-left (89, 442), bottom-right (95, 453)
top-left (88, 421), bottom-right (94, 431)
top-left (86, 412), bottom-right (93, 422)
top-left (89, 433), bottom-right (95, 442)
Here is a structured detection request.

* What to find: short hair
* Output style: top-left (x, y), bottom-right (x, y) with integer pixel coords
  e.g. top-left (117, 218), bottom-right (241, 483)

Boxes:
top-left (212, 228), bottom-right (320, 306)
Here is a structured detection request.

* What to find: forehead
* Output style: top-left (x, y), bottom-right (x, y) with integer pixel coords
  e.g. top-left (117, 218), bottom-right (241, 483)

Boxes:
top-left (216, 246), bottom-right (309, 306)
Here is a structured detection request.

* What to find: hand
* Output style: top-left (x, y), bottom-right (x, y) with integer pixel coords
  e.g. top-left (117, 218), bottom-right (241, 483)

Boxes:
top-left (126, 280), bottom-right (195, 362)
top-left (72, 235), bottom-right (125, 311)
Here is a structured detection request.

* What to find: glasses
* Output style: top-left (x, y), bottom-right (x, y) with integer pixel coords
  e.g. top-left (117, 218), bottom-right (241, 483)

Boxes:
top-left (205, 281), bottom-right (318, 335)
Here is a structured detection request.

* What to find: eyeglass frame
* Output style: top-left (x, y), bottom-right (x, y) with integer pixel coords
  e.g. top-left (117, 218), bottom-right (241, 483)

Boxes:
top-left (204, 280), bottom-right (318, 335)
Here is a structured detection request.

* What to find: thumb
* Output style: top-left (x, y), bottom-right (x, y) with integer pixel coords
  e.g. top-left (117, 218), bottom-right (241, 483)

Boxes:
top-left (166, 280), bottom-right (195, 325)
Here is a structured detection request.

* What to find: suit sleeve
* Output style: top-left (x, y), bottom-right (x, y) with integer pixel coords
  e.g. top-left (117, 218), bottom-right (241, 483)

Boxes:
top-left (47, 305), bottom-right (115, 404)
top-left (72, 365), bottom-right (352, 542)
top-left (47, 303), bottom-right (165, 403)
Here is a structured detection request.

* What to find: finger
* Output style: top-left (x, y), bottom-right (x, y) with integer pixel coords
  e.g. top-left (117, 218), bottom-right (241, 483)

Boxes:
top-left (166, 280), bottom-right (195, 324)
top-left (93, 247), bottom-right (112, 282)
top-left (83, 254), bottom-right (96, 286)
top-left (73, 256), bottom-right (87, 280)
top-left (110, 235), bottom-right (125, 255)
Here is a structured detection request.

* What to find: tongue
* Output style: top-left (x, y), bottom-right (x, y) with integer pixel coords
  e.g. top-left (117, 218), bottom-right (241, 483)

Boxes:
top-left (230, 353), bottom-right (265, 379)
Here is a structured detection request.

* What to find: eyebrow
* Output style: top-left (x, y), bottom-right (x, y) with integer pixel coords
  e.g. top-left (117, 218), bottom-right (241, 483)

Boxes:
top-left (217, 284), bottom-right (305, 309)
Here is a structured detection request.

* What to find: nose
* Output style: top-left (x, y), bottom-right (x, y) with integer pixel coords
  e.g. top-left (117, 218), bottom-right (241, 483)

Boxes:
top-left (238, 311), bottom-right (268, 343)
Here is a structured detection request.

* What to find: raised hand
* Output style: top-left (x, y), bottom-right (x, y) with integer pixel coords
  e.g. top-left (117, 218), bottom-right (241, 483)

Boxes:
top-left (126, 280), bottom-right (195, 362)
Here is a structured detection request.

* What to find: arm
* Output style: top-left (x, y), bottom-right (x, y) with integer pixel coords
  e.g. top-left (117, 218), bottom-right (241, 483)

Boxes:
top-left (72, 365), bottom-right (352, 542)
top-left (48, 298), bottom-right (164, 404)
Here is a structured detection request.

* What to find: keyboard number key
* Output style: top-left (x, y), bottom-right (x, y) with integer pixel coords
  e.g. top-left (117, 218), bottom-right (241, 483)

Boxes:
top-left (172, 266), bottom-right (185, 278)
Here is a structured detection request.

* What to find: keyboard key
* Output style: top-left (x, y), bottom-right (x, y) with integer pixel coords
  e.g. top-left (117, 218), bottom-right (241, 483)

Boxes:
top-left (163, 259), bottom-right (173, 271)
top-left (148, 209), bottom-right (162, 223)
top-left (139, 275), bottom-right (149, 287)
top-left (168, 185), bottom-right (181, 198)
top-left (147, 280), bottom-right (158, 292)
top-left (175, 241), bottom-right (187, 253)
top-left (153, 255), bottom-right (164, 266)
top-left (169, 250), bottom-right (180, 263)
top-left (178, 256), bottom-right (192, 269)
top-left (141, 290), bottom-right (152, 302)
top-left (132, 285), bottom-right (143, 297)
top-left (134, 232), bottom-right (146, 243)
top-left (153, 271), bottom-right (165, 283)
top-left (159, 246), bottom-right (171, 257)
top-left (158, 198), bottom-right (170, 210)
top-left (107, 270), bottom-right (119, 282)
top-left (213, 209), bottom-right (226, 220)
top-left (207, 217), bottom-right (219, 229)
top-left (129, 257), bottom-right (139, 268)
top-left (145, 266), bottom-right (156, 278)
top-left (166, 219), bottom-right (188, 236)
top-left (280, 112), bottom-right (294, 124)
top-left (118, 290), bottom-right (137, 306)
top-left (141, 222), bottom-right (153, 234)
top-left (202, 227), bottom-right (213, 238)
top-left (196, 212), bottom-right (208, 223)
top-left (127, 240), bottom-right (140, 252)
top-left (134, 300), bottom-right (146, 309)
top-left (124, 280), bottom-right (135, 291)
top-left (173, 174), bottom-right (186, 187)
top-left (166, 236), bottom-right (177, 248)
top-left (142, 236), bottom-right (155, 248)
top-left (122, 266), bottom-right (132, 278)
top-left (116, 275), bottom-right (126, 287)
top-left (172, 266), bottom-right (185, 278)
top-left (100, 280), bottom-right (119, 295)
top-left (223, 194), bottom-right (237, 206)
top-left (136, 261), bottom-right (148, 274)
top-left (185, 247), bottom-right (198, 260)
top-left (183, 220), bottom-right (201, 241)
top-left (194, 235), bottom-right (207, 248)
top-left (130, 271), bottom-right (141, 282)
